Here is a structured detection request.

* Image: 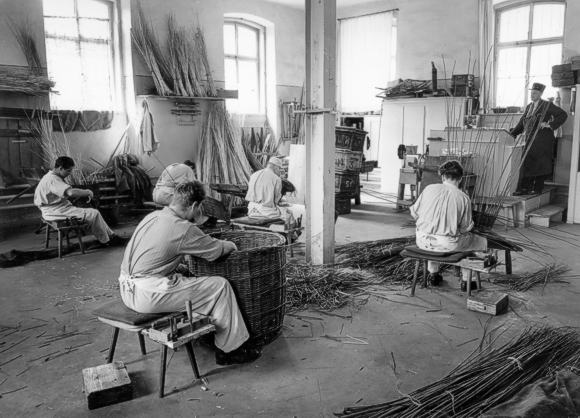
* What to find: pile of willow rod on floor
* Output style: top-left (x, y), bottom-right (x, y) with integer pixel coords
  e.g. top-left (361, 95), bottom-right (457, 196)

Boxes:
top-left (337, 326), bottom-right (580, 418)
top-left (285, 237), bottom-right (426, 313)
top-left (285, 265), bottom-right (380, 312)
top-left (493, 264), bottom-right (574, 291)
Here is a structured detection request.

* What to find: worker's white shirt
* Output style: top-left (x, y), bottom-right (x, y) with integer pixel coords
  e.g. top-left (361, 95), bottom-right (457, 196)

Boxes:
top-left (33, 171), bottom-right (73, 213)
top-left (245, 167), bottom-right (283, 218)
top-left (121, 207), bottom-right (230, 277)
top-left (410, 182), bottom-right (473, 237)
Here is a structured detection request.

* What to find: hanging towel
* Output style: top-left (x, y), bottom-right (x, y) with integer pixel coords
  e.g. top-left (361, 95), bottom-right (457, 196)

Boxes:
top-left (139, 99), bottom-right (159, 154)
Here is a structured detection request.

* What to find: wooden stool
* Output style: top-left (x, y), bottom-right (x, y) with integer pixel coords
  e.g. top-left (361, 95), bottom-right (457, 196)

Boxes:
top-left (400, 246), bottom-right (473, 296)
top-left (42, 217), bottom-right (86, 258)
top-left (93, 300), bottom-right (213, 398)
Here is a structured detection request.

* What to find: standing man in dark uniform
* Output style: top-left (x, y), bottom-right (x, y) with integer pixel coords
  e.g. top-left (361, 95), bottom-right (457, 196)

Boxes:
top-left (509, 82), bottom-right (567, 195)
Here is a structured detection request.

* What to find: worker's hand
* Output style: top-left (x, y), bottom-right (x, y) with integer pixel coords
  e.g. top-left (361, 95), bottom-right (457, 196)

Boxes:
top-left (225, 241), bottom-right (238, 253)
top-left (540, 122), bottom-right (551, 129)
top-left (86, 189), bottom-right (94, 202)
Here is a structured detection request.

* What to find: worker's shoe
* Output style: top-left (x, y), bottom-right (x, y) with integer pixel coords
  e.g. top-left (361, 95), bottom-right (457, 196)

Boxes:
top-left (215, 344), bottom-right (261, 366)
top-left (460, 280), bottom-right (478, 292)
top-left (427, 272), bottom-right (443, 286)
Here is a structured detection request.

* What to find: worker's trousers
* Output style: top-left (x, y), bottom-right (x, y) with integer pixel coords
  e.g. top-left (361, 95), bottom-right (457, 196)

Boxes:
top-left (42, 206), bottom-right (113, 243)
top-left (119, 272), bottom-right (249, 353)
top-left (416, 229), bottom-right (487, 275)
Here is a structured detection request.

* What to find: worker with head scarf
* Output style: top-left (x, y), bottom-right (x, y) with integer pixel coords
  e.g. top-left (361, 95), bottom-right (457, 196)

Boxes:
top-left (410, 160), bottom-right (487, 290)
top-left (152, 160), bottom-right (197, 206)
top-left (509, 82), bottom-right (567, 195)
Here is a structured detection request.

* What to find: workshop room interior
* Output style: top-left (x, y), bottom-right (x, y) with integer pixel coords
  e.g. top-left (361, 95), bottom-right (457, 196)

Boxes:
top-left (2, 0), bottom-right (580, 416)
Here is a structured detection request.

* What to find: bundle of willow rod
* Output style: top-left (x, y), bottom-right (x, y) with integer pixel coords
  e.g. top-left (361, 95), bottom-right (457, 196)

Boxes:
top-left (7, 18), bottom-right (43, 72)
top-left (0, 66), bottom-right (54, 96)
top-left (335, 236), bottom-right (415, 270)
top-left (132, 6), bottom-right (216, 97)
top-left (132, 5), bottom-right (172, 96)
top-left (167, 15), bottom-right (202, 97)
top-left (493, 263), bottom-right (574, 291)
top-left (285, 265), bottom-right (381, 312)
top-left (338, 326), bottom-right (580, 418)
top-left (198, 102), bottom-right (253, 200)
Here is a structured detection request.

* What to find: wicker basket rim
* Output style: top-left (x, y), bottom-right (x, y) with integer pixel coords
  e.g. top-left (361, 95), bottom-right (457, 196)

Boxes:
top-left (209, 230), bottom-right (286, 253)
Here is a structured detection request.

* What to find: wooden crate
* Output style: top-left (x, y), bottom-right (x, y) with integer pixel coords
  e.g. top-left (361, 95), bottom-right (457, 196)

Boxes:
top-left (335, 173), bottom-right (358, 195)
top-left (467, 291), bottom-right (509, 316)
top-left (335, 195), bottom-right (351, 215)
top-left (335, 149), bottom-right (363, 173)
top-left (335, 127), bottom-right (366, 152)
top-left (82, 361), bottom-right (132, 410)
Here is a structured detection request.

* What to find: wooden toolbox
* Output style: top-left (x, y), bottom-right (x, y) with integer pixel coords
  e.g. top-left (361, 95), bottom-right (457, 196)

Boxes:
top-left (467, 291), bottom-right (509, 316)
top-left (82, 361), bottom-right (132, 410)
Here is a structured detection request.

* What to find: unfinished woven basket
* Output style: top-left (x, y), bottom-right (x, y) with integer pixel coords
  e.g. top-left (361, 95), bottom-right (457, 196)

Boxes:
top-left (187, 231), bottom-right (286, 346)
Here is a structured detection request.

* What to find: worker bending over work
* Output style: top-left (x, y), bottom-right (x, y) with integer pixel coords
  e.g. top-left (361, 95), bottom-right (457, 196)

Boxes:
top-left (245, 157), bottom-right (303, 231)
top-left (34, 156), bottom-right (120, 246)
top-left (152, 161), bottom-right (196, 206)
top-left (410, 160), bottom-right (487, 290)
top-left (119, 181), bottom-right (260, 365)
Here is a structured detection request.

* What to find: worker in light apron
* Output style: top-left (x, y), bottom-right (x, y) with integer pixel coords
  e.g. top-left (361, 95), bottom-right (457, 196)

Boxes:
top-left (119, 181), bottom-right (260, 365)
top-left (245, 157), bottom-right (304, 239)
top-left (410, 160), bottom-right (487, 290)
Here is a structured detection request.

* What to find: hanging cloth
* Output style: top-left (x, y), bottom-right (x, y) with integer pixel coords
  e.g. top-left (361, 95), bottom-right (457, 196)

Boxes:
top-left (139, 99), bottom-right (159, 155)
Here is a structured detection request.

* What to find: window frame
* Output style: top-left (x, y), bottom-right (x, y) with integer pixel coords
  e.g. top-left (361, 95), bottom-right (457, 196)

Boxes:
top-left (493, 0), bottom-right (565, 108)
top-left (43, 0), bottom-right (118, 111)
top-left (223, 18), bottom-right (266, 114)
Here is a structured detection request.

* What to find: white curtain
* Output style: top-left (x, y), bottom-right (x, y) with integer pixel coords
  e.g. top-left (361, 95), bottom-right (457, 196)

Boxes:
top-left (339, 11), bottom-right (396, 113)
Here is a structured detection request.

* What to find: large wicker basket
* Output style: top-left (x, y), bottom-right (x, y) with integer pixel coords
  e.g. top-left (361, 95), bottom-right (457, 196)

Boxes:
top-left (186, 231), bottom-right (286, 346)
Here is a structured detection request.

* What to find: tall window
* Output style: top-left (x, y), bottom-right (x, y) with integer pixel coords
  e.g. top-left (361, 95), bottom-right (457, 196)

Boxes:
top-left (339, 11), bottom-right (397, 113)
top-left (223, 20), bottom-right (265, 114)
top-left (494, 1), bottom-right (565, 107)
top-left (43, 0), bottom-right (116, 110)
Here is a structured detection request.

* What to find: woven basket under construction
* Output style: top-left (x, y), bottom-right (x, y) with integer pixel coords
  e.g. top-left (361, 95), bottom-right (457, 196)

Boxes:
top-left (186, 231), bottom-right (287, 346)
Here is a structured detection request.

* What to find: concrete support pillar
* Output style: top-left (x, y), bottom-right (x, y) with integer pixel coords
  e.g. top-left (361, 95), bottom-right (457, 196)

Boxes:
top-left (305, 0), bottom-right (336, 264)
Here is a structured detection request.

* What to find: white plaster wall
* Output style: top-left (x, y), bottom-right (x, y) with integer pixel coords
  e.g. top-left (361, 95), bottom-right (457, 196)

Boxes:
top-left (338, 0), bottom-right (480, 80)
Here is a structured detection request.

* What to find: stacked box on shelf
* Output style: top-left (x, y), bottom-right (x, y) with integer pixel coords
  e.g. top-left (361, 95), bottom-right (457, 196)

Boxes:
top-left (552, 64), bottom-right (576, 87)
top-left (335, 127), bottom-right (366, 212)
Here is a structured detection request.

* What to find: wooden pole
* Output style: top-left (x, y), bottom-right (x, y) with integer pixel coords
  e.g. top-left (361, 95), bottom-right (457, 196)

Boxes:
top-left (305, 0), bottom-right (336, 264)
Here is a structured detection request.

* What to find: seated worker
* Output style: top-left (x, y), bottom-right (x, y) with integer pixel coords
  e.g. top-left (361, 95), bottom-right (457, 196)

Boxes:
top-left (119, 182), bottom-right (260, 365)
top-left (152, 160), bottom-right (196, 206)
top-left (410, 160), bottom-right (487, 290)
top-left (34, 156), bottom-right (119, 246)
top-left (245, 157), bottom-right (303, 229)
